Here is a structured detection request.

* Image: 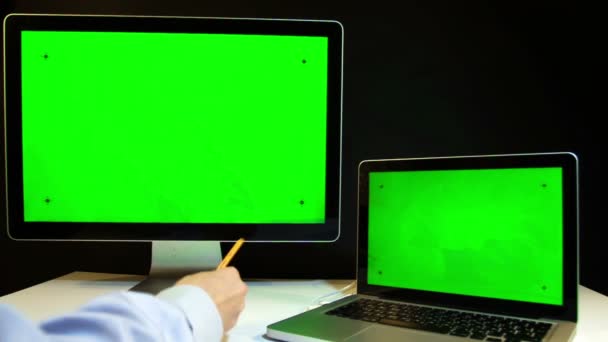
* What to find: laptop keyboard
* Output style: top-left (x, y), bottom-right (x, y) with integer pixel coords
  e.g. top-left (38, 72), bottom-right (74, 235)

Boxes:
top-left (325, 298), bottom-right (552, 341)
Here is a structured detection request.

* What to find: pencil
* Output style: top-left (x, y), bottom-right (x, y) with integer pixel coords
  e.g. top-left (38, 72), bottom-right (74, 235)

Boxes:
top-left (216, 238), bottom-right (245, 270)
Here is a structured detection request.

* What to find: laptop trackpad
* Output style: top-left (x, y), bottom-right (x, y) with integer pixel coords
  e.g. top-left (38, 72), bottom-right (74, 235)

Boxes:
top-left (345, 325), bottom-right (462, 342)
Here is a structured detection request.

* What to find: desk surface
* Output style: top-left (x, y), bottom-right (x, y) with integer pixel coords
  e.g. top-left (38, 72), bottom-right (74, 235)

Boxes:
top-left (1, 272), bottom-right (607, 341)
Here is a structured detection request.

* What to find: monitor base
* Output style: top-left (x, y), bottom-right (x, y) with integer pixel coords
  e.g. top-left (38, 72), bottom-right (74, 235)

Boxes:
top-left (130, 241), bottom-right (223, 294)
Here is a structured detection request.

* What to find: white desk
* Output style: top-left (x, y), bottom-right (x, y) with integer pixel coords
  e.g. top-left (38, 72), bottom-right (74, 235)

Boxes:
top-left (1, 272), bottom-right (607, 341)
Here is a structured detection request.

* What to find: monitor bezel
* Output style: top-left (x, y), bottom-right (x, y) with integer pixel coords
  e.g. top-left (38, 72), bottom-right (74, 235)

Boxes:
top-left (357, 152), bottom-right (578, 322)
top-left (3, 13), bottom-right (343, 242)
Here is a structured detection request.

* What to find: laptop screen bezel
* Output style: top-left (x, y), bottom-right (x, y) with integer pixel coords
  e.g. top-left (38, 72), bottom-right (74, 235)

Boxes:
top-left (356, 152), bottom-right (578, 322)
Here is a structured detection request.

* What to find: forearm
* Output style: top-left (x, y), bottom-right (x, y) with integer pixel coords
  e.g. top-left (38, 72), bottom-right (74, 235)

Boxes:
top-left (0, 287), bottom-right (222, 342)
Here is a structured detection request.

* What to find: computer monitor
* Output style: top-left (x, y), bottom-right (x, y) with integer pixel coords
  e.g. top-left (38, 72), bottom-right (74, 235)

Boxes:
top-left (3, 13), bottom-right (343, 290)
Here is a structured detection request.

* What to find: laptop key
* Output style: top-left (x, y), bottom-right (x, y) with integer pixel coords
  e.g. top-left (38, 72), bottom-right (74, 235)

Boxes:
top-left (361, 316), bottom-right (380, 323)
top-left (449, 327), bottom-right (470, 337)
top-left (378, 318), bottom-right (451, 334)
top-left (469, 332), bottom-right (486, 340)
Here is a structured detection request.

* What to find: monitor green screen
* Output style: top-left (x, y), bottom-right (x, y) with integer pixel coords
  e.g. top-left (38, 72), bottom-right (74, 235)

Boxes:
top-left (367, 168), bottom-right (563, 305)
top-left (21, 30), bottom-right (328, 224)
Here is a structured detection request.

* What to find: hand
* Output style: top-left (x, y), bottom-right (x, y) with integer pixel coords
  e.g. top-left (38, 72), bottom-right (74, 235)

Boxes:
top-left (176, 267), bottom-right (248, 332)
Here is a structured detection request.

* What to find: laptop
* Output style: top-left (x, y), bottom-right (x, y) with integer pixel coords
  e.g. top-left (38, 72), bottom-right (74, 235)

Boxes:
top-left (267, 152), bottom-right (578, 342)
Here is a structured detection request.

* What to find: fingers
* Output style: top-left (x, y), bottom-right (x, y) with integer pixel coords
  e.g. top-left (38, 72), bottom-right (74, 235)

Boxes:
top-left (176, 267), bottom-right (248, 332)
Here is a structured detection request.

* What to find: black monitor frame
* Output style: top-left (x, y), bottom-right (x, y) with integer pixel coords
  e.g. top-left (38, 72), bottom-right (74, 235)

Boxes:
top-left (3, 13), bottom-right (343, 242)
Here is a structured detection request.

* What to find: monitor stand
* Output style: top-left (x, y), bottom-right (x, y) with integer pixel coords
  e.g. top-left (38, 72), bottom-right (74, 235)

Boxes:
top-left (129, 241), bottom-right (223, 294)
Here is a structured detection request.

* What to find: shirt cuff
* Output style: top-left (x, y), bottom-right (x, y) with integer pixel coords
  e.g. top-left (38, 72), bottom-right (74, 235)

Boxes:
top-left (157, 285), bottom-right (223, 342)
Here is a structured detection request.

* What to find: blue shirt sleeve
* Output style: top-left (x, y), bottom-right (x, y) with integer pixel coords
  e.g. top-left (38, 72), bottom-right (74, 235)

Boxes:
top-left (0, 285), bottom-right (223, 342)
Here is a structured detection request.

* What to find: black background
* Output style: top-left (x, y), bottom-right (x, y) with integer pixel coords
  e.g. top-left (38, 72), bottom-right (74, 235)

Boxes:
top-left (1, 1), bottom-right (605, 297)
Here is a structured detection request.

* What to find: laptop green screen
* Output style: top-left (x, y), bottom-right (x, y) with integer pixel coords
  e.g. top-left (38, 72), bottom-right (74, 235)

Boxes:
top-left (20, 30), bottom-right (328, 223)
top-left (367, 168), bottom-right (563, 305)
